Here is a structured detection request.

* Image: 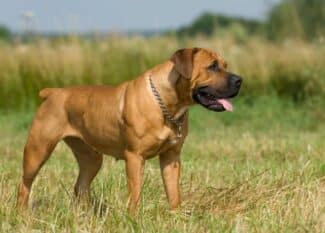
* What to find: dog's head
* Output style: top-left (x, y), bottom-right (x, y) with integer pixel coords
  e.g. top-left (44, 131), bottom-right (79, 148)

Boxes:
top-left (171, 48), bottom-right (242, 112)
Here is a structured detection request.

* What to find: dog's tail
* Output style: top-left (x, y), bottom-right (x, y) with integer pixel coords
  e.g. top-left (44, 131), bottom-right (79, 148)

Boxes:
top-left (39, 88), bottom-right (59, 100)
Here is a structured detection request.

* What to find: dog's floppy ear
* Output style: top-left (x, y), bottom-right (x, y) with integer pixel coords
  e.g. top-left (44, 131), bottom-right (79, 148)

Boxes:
top-left (170, 48), bottom-right (199, 79)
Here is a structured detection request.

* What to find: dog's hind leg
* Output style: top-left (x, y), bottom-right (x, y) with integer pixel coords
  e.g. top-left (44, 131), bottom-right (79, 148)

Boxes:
top-left (17, 121), bottom-right (63, 208)
top-left (64, 137), bottom-right (103, 201)
top-left (17, 95), bottom-right (66, 208)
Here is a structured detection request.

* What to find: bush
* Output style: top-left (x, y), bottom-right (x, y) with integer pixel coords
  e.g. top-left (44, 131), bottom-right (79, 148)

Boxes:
top-left (176, 12), bottom-right (262, 38)
top-left (266, 0), bottom-right (325, 41)
top-left (0, 25), bottom-right (11, 41)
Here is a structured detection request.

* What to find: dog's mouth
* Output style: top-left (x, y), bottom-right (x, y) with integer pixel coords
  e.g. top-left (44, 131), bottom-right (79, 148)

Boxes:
top-left (192, 87), bottom-right (238, 112)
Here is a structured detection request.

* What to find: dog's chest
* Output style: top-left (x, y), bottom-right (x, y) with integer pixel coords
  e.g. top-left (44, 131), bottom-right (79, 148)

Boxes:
top-left (139, 126), bottom-right (183, 158)
top-left (157, 126), bottom-right (180, 145)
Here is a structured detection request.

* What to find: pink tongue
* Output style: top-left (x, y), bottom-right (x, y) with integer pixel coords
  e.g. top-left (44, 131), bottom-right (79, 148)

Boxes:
top-left (217, 99), bottom-right (233, 111)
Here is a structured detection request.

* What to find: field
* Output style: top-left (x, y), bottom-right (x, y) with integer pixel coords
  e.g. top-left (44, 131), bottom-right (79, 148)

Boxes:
top-left (0, 36), bottom-right (324, 232)
top-left (0, 36), bottom-right (324, 110)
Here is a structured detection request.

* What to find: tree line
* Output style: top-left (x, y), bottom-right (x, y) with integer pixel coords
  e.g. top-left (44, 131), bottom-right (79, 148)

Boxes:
top-left (175, 0), bottom-right (324, 41)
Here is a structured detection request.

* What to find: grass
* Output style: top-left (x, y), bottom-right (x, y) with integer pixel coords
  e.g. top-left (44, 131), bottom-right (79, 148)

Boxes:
top-left (0, 96), bottom-right (324, 232)
top-left (0, 35), bottom-right (324, 232)
top-left (0, 36), bottom-right (324, 110)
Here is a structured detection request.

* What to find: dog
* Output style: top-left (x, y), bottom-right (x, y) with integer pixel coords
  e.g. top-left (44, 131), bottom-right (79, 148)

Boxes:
top-left (17, 48), bottom-right (242, 212)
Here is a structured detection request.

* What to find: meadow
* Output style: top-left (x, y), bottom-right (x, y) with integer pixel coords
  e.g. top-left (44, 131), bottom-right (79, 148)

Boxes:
top-left (0, 36), bottom-right (324, 232)
top-left (0, 36), bottom-right (324, 110)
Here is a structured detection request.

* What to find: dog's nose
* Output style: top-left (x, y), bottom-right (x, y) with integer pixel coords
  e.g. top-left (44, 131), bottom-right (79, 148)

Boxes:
top-left (230, 75), bottom-right (242, 89)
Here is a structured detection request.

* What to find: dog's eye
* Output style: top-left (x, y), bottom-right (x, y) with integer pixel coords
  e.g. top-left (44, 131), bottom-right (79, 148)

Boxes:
top-left (208, 62), bottom-right (219, 72)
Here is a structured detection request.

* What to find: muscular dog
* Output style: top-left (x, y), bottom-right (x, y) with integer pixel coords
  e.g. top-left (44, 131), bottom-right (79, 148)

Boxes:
top-left (17, 48), bottom-right (242, 211)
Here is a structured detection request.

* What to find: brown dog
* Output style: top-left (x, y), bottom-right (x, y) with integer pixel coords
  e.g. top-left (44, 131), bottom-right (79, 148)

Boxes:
top-left (17, 48), bottom-right (242, 211)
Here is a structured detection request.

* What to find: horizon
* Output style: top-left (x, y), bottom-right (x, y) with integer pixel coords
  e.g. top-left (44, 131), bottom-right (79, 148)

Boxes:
top-left (1, 0), bottom-right (281, 33)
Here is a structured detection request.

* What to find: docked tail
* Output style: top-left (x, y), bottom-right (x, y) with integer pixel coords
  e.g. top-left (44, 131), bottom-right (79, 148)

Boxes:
top-left (39, 88), bottom-right (60, 100)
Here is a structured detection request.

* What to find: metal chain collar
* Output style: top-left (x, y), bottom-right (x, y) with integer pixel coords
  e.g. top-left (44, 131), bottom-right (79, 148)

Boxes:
top-left (148, 75), bottom-right (187, 138)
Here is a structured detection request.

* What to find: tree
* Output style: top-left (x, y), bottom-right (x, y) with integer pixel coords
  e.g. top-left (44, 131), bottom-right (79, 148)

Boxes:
top-left (176, 12), bottom-right (262, 37)
top-left (0, 25), bottom-right (11, 41)
top-left (267, 0), bottom-right (325, 41)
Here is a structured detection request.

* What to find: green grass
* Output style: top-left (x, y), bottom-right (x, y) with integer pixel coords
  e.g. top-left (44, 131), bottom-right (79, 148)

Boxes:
top-left (0, 37), bottom-right (324, 111)
top-left (0, 96), bottom-right (324, 232)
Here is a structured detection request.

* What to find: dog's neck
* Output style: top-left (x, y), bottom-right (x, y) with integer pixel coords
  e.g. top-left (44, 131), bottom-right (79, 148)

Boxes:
top-left (148, 61), bottom-right (193, 119)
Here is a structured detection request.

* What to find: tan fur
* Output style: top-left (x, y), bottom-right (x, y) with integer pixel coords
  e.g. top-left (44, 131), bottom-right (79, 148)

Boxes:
top-left (16, 48), bottom-right (235, 212)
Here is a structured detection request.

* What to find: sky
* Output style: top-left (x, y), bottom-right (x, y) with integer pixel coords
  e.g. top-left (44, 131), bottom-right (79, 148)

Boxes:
top-left (1, 0), bottom-right (282, 33)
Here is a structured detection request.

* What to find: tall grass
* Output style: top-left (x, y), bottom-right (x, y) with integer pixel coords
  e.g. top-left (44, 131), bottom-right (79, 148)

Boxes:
top-left (0, 36), bottom-right (324, 111)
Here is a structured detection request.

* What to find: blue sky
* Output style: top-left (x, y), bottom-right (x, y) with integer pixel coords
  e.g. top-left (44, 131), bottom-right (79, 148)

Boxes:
top-left (1, 0), bottom-right (282, 33)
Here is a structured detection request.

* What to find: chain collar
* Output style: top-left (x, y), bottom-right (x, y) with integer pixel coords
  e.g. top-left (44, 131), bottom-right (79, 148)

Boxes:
top-left (148, 75), bottom-right (187, 138)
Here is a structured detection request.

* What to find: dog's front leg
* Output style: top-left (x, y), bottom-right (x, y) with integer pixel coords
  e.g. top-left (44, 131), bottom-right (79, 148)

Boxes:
top-left (124, 150), bottom-right (145, 213)
top-left (159, 149), bottom-right (181, 209)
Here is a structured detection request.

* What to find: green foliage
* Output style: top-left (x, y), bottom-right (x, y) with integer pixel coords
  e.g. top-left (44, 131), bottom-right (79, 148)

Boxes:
top-left (0, 25), bottom-right (11, 41)
top-left (176, 12), bottom-right (263, 38)
top-left (175, 0), bottom-right (324, 41)
top-left (266, 0), bottom-right (325, 41)
top-left (269, 64), bottom-right (325, 102)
